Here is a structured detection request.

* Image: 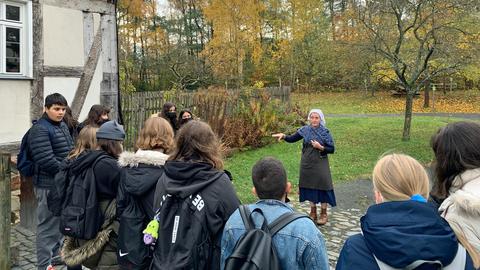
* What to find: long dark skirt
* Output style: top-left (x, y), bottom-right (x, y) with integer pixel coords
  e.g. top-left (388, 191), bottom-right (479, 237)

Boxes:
top-left (299, 188), bottom-right (337, 207)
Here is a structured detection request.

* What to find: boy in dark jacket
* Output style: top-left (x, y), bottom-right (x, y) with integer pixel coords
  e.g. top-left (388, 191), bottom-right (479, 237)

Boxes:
top-left (28, 93), bottom-right (74, 270)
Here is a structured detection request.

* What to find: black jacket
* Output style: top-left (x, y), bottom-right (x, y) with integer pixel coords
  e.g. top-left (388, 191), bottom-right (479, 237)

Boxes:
top-left (116, 150), bottom-right (169, 269)
top-left (29, 113), bottom-right (74, 187)
top-left (151, 160), bottom-right (240, 270)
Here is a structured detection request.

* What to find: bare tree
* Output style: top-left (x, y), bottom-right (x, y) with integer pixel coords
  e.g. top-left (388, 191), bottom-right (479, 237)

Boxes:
top-left (358, 0), bottom-right (476, 140)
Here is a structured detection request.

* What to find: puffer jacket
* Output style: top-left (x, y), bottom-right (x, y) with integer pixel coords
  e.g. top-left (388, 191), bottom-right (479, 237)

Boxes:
top-left (116, 149), bottom-right (169, 269)
top-left (29, 113), bottom-right (74, 187)
top-left (439, 168), bottom-right (480, 256)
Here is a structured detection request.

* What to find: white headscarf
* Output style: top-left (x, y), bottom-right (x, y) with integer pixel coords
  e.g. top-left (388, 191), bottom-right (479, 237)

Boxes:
top-left (308, 109), bottom-right (326, 127)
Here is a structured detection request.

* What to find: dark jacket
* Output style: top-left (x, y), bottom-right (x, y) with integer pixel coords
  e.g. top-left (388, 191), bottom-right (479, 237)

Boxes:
top-left (29, 113), bottom-right (74, 187)
top-left (116, 150), bottom-right (169, 269)
top-left (61, 150), bottom-right (122, 270)
top-left (336, 201), bottom-right (475, 270)
top-left (151, 160), bottom-right (240, 270)
top-left (92, 150), bottom-right (122, 201)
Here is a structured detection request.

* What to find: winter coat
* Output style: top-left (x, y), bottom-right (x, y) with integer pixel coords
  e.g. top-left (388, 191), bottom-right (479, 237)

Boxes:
top-left (439, 168), bottom-right (480, 255)
top-left (336, 200), bottom-right (475, 270)
top-left (29, 113), bottom-right (74, 187)
top-left (62, 199), bottom-right (119, 270)
top-left (151, 160), bottom-right (240, 270)
top-left (61, 150), bottom-right (122, 269)
top-left (116, 149), bottom-right (169, 269)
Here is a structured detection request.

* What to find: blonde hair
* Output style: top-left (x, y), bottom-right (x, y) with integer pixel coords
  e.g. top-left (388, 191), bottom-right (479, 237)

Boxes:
top-left (372, 153), bottom-right (429, 201)
top-left (68, 126), bottom-right (98, 159)
top-left (135, 117), bottom-right (174, 152)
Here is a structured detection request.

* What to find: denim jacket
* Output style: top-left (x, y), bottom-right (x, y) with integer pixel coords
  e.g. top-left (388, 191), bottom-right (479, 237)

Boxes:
top-left (220, 200), bottom-right (330, 270)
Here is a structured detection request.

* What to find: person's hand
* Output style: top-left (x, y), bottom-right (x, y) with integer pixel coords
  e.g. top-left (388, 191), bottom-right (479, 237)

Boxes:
top-left (311, 140), bottom-right (325, 151)
top-left (272, 133), bottom-right (285, 142)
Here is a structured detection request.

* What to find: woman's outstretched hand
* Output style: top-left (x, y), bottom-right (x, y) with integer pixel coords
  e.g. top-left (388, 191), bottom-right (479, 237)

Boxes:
top-left (272, 133), bottom-right (285, 142)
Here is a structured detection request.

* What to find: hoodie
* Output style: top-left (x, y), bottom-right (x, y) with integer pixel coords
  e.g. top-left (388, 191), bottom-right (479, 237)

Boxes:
top-left (336, 200), bottom-right (475, 270)
top-left (151, 160), bottom-right (240, 270)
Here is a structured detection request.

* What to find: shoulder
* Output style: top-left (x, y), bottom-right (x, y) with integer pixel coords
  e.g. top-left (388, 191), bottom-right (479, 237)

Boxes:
top-left (95, 154), bottom-right (119, 169)
top-left (280, 215), bottom-right (322, 242)
top-left (337, 234), bottom-right (378, 270)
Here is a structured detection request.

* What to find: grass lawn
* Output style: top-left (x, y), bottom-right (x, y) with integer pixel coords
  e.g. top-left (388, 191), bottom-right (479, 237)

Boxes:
top-left (225, 116), bottom-right (475, 203)
top-left (292, 90), bottom-right (480, 114)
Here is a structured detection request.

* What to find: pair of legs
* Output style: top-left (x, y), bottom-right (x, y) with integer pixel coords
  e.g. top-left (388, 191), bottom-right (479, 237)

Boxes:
top-left (35, 187), bottom-right (63, 270)
top-left (309, 202), bottom-right (328, 225)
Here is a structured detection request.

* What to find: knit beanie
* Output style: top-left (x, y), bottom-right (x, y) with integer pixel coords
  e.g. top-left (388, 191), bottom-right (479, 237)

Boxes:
top-left (96, 120), bottom-right (125, 141)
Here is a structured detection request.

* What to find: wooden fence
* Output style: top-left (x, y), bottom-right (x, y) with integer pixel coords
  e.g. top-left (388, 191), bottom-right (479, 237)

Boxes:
top-left (0, 153), bottom-right (11, 269)
top-left (120, 86), bottom-right (291, 149)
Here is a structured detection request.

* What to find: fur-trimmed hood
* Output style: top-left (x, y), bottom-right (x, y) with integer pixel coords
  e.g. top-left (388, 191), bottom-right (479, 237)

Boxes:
top-left (62, 199), bottom-right (118, 267)
top-left (118, 149), bottom-right (169, 168)
top-left (446, 168), bottom-right (480, 215)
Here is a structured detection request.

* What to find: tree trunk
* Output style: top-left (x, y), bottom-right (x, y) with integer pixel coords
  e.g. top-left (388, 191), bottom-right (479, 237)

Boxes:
top-left (402, 91), bottom-right (414, 141)
top-left (424, 79), bottom-right (430, 108)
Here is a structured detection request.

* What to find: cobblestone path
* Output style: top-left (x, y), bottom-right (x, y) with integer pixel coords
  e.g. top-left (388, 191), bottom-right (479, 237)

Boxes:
top-left (291, 178), bottom-right (373, 268)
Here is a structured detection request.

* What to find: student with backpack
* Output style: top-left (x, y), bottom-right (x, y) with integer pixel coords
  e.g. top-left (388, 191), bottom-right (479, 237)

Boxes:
top-left (21, 93), bottom-right (74, 270)
top-left (48, 126), bottom-right (99, 270)
top-left (116, 117), bottom-right (174, 269)
top-left (221, 157), bottom-right (329, 270)
top-left (336, 154), bottom-right (476, 270)
top-left (61, 120), bottom-right (125, 269)
top-left (150, 120), bottom-right (240, 270)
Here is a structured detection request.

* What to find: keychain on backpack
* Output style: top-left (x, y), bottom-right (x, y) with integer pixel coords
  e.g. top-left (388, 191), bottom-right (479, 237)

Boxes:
top-left (143, 213), bottom-right (160, 245)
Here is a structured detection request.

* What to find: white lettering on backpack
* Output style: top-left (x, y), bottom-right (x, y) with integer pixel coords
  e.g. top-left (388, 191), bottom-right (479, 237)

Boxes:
top-left (192, 194), bottom-right (205, 211)
top-left (172, 215), bottom-right (180, 243)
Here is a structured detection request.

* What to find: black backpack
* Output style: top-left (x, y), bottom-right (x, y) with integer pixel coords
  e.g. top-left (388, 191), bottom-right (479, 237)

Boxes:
top-left (224, 205), bottom-right (309, 270)
top-left (150, 188), bottom-right (215, 270)
top-left (16, 119), bottom-right (54, 177)
top-left (59, 155), bottom-right (106, 240)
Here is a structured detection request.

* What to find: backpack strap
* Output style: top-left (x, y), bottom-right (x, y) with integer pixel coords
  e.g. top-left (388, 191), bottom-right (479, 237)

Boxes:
top-left (239, 205), bottom-right (254, 231)
top-left (268, 212), bottom-right (309, 236)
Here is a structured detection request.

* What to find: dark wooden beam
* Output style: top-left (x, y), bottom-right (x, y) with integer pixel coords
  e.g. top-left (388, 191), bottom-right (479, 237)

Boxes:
top-left (43, 66), bottom-right (83, 78)
top-left (70, 24), bottom-right (102, 120)
top-left (42, 0), bottom-right (115, 15)
top-left (30, 0), bottom-right (44, 121)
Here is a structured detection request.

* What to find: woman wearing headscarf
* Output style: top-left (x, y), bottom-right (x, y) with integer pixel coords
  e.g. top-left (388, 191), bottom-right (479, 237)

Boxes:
top-left (273, 109), bottom-right (335, 225)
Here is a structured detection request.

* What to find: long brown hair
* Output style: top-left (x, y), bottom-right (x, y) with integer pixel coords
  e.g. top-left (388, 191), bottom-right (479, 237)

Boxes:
top-left (68, 126), bottom-right (98, 159)
top-left (430, 121), bottom-right (480, 200)
top-left (135, 117), bottom-right (174, 152)
top-left (81, 104), bottom-right (110, 127)
top-left (169, 120), bottom-right (223, 169)
top-left (97, 139), bottom-right (123, 159)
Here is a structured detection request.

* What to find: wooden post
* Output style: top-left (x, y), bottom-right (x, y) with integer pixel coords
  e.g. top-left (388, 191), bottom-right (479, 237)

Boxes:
top-left (0, 153), bottom-right (11, 269)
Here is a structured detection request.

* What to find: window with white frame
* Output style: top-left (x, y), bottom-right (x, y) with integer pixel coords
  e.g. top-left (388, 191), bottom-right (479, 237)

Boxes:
top-left (0, 0), bottom-right (32, 78)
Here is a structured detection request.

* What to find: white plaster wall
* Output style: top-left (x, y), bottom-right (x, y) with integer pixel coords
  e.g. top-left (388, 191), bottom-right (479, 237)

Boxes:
top-left (0, 81), bottom-right (31, 144)
top-left (44, 58), bottom-right (102, 121)
top-left (43, 5), bottom-right (84, 66)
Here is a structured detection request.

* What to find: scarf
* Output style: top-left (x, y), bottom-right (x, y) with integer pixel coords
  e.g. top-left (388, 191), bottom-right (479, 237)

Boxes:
top-left (298, 124), bottom-right (334, 147)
